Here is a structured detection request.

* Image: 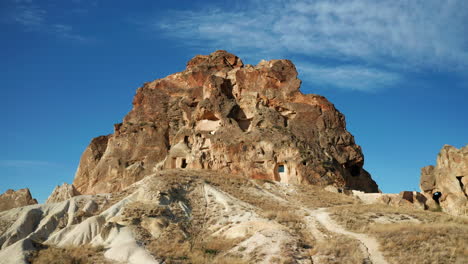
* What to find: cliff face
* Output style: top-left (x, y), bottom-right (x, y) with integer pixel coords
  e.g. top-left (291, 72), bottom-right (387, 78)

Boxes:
top-left (420, 144), bottom-right (468, 216)
top-left (73, 50), bottom-right (378, 194)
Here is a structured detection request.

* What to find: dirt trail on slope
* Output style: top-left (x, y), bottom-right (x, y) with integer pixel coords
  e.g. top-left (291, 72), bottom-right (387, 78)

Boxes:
top-left (310, 208), bottom-right (389, 264)
top-left (257, 183), bottom-right (388, 264)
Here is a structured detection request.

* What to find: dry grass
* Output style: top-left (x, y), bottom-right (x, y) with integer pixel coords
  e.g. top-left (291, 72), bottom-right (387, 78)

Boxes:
top-left (370, 223), bottom-right (468, 264)
top-left (148, 232), bottom-right (246, 264)
top-left (292, 184), bottom-right (357, 208)
top-left (329, 204), bottom-right (468, 232)
top-left (309, 234), bottom-right (365, 264)
top-left (329, 204), bottom-right (468, 263)
top-left (29, 244), bottom-right (109, 264)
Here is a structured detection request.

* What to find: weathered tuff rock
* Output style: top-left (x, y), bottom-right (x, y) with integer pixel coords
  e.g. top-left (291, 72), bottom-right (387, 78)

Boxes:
top-left (352, 190), bottom-right (427, 210)
top-left (73, 50), bottom-right (378, 194)
top-left (0, 188), bottom-right (37, 212)
top-left (46, 183), bottom-right (79, 204)
top-left (420, 144), bottom-right (468, 216)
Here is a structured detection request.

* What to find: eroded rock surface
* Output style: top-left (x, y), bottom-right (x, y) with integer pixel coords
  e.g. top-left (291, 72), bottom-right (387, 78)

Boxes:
top-left (420, 144), bottom-right (468, 216)
top-left (0, 188), bottom-right (37, 212)
top-left (73, 50), bottom-right (378, 195)
top-left (352, 190), bottom-right (427, 210)
top-left (46, 183), bottom-right (79, 204)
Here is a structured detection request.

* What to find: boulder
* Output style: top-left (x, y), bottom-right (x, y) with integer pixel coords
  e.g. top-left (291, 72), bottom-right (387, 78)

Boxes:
top-left (0, 188), bottom-right (37, 212)
top-left (420, 144), bottom-right (468, 216)
top-left (73, 50), bottom-right (379, 195)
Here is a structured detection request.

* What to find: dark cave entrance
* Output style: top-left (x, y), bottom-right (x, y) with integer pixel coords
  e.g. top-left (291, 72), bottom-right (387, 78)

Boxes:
top-left (347, 164), bottom-right (361, 177)
top-left (432, 192), bottom-right (442, 204)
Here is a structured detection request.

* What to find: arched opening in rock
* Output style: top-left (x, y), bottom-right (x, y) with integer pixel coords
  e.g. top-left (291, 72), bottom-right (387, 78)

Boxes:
top-left (228, 105), bottom-right (251, 132)
top-left (432, 191), bottom-right (442, 204)
top-left (274, 163), bottom-right (289, 183)
top-left (171, 157), bottom-right (188, 169)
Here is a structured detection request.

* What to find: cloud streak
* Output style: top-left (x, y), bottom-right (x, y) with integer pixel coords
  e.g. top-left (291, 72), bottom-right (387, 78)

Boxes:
top-left (0, 160), bottom-right (62, 168)
top-left (297, 63), bottom-right (401, 92)
top-left (8, 0), bottom-right (89, 42)
top-left (156, 0), bottom-right (468, 91)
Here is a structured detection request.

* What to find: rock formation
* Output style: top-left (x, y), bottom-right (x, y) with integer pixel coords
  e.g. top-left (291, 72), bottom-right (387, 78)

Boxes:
top-left (420, 144), bottom-right (468, 216)
top-left (0, 188), bottom-right (37, 212)
top-left (46, 183), bottom-right (79, 204)
top-left (73, 50), bottom-right (378, 195)
top-left (351, 190), bottom-right (427, 210)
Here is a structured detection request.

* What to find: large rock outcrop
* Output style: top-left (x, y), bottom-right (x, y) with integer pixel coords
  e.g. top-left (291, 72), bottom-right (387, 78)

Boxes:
top-left (0, 189), bottom-right (37, 212)
top-left (73, 50), bottom-right (378, 194)
top-left (46, 183), bottom-right (79, 204)
top-left (420, 144), bottom-right (468, 216)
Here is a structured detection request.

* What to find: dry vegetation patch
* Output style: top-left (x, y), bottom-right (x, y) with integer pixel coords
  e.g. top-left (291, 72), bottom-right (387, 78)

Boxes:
top-left (329, 204), bottom-right (468, 232)
top-left (309, 234), bottom-right (365, 264)
top-left (329, 204), bottom-right (468, 263)
top-left (29, 244), bottom-right (109, 264)
top-left (148, 233), bottom-right (246, 264)
top-left (370, 223), bottom-right (468, 264)
top-left (292, 184), bottom-right (356, 208)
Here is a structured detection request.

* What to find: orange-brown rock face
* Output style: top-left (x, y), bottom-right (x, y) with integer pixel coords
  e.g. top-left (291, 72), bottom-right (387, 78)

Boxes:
top-left (420, 144), bottom-right (468, 216)
top-left (73, 50), bottom-right (378, 194)
top-left (0, 188), bottom-right (37, 212)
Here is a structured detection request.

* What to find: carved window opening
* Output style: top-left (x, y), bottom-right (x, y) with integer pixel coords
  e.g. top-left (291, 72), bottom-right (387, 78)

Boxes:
top-left (172, 157), bottom-right (187, 169)
top-left (274, 163), bottom-right (289, 183)
top-left (278, 165), bottom-right (285, 173)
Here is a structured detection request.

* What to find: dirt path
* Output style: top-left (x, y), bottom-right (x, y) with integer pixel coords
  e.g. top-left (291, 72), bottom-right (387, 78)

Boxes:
top-left (310, 208), bottom-right (389, 264)
top-left (258, 183), bottom-right (389, 264)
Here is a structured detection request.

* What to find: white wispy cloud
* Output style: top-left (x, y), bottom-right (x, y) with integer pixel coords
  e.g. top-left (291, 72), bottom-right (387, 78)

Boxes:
top-left (13, 3), bottom-right (46, 28)
top-left (8, 0), bottom-right (89, 42)
top-left (52, 24), bottom-right (87, 42)
top-left (0, 160), bottom-right (62, 168)
top-left (156, 0), bottom-right (468, 91)
top-left (297, 63), bottom-right (401, 92)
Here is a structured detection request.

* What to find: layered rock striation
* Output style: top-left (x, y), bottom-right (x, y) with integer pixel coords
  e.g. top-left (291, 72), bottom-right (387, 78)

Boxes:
top-left (420, 144), bottom-right (468, 216)
top-left (73, 50), bottom-right (378, 194)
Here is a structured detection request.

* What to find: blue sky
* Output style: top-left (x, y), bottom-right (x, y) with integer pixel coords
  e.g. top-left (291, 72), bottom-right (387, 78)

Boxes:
top-left (1, 0), bottom-right (467, 202)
